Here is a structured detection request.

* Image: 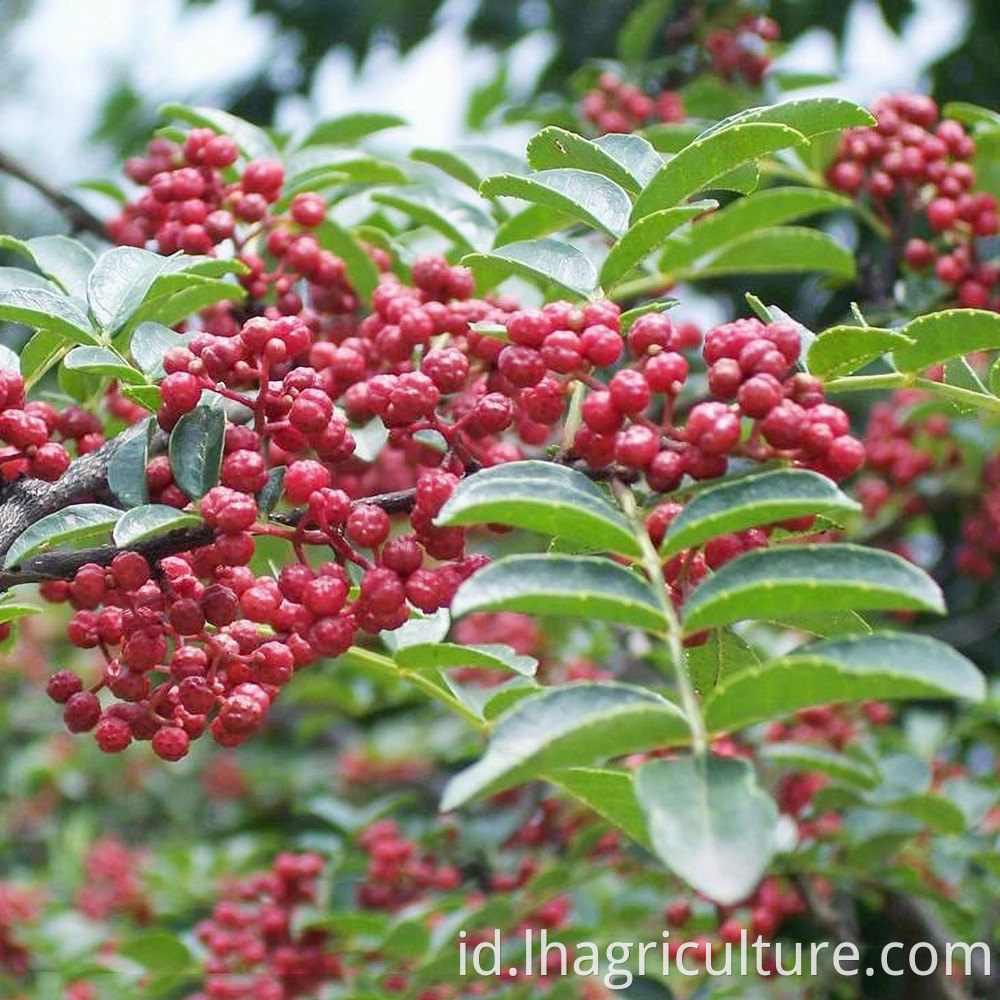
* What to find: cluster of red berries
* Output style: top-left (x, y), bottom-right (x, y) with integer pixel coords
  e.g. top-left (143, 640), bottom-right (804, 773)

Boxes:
top-left (704, 15), bottom-right (779, 86)
top-left (0, 883), bottom-right (37, 979)
top-left (580, 72), bottom-right (684, 134)
top-left (183, 852), bottom-right (340, 1000)
top-left (107, 130), bottom-right (379, 320)
top-left (356, 819), bottom-right (461, 910)
top-left (663, 875), bottom-right (803, 972)
top-left (828, 93), bottom-right (1000, 309)
top-left (74, 836), bottom-right (151, 923)
top-left (576, 314), bottom-right (863, 493)
top-left (0, 372), bottom-right (103, 485)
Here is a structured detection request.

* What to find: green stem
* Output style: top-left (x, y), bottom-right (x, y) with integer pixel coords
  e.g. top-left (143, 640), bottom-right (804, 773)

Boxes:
top-left (346, 645), bottom-right (489, 732)
top-left (616, 484), bottom-right (708, 754)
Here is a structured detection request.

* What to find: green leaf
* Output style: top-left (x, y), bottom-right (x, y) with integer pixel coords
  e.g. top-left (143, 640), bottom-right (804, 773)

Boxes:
top-left (352, 417), bottom-right (388, 463)
top-left (494, 204), bottom-right (574, 244)
top-left (20, 329), bottom-right (66, 383)
top-left (315, 219), bottom-right (379, 307)
top-left (0, 266), bottom-right (57, 294)
top-left (113, 504), bottom-right (202, 548)
top-left (600, 203), bottom-right (716, 290)
top-left (128, 275), bottom-right (244, 331)
top-left (631, 123), bottom-right (808, 220)
top-left (118, 932), bottom-right (193, 973)
top-left (451, 554), bottom-right (663, 630)
top-left (661, 469), bottom-right (859, 556)
top-left (258, 466), bottom-right (286, 515)
top-left (463, 239), bottom-right (598, 297)
top-left (527, 127), bottom-right (662, 194)
top-left (24, 235), bottom-right (95, 300)
top-left (685, 227), bottom-right (855, 281)
top-left (169, 404), bottom-right (226, 500)
top-left (760, 743), bottom-right (878, 789)
top-left (299, 112), bottom-right (407, 147)
top-left (87, 246), bottom-right (166, 333)
top-left (372, 187), bottom-right (494, 251)
top-left (682, 544), bottom-right (944, 632)
top-left (382, 919), bottom-right (430, 959)
top-left (941, 102), bottom-right (1000, 129)
top-left (885, 794), bottom-right (967, 835)
top-left (701, 97), bottom-right (875, 141)
top-left (0, 287), bottom-right (96, 345)
top-left (436, 460), bottom-right (640, 556)
top-left (395, 642), bottom-right (537, 676)
top-left (160, 102), bottom-right (277, 159)
top-left (107, 422), bottom-right (152, 509)
top-left (685, 628), bottom-right (760, 695)
top-left (657, 187), bottom-right (852, 272)
top-left (4, 504), bottom-right (123, 568)
top-left (0, 602), bottom-right (40, 624)
top-left (808, 325), bottom-right (914, 378)
top-left (763, 609), bottom-right (872, 638)
top-left (130, 321), bottom-right (189, 380)
top-left (548, 767), bottom-right (651, 848)
top-left (441, 682), bottom-right (689, 809)
top-left (482, 169), bottom-right (632, 238)
top-left (411, 144), bottom-right (527, 194)
top-left (120, 384), bottom-right (163, 412)
top-left (617, 0), bottom-right (677, 63)
top-left (63, 345), bottom-right (144, 383)
top-left (703, 634), bottom-right (985, 733)
top-left (620, 298), bottom-right (680, 332)
top-left (636, 755), bottom-right (779, 904)
top-left (892, 309), bottom-right (1000, 373)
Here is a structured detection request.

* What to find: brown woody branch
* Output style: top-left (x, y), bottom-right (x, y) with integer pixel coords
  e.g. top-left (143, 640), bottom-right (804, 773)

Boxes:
top-left (0, 148), bottom-right (107, 240)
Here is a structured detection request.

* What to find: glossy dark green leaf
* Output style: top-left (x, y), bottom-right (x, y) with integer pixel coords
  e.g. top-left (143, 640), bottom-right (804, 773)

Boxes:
top-left (658, 187), bottom-right (851, 272)
top-left (494, 204), bottom-right (574, 244)
top-left (661, 469), bottom-right (859, 556)
top-left (112, 504), bottom-right (202, 548)
top-left (892, 309), bottom-right (1000, 373)
top-left (412, 144), bottom-right (527, 193)
top-left (682, 544), bottom-right (944, 632)
top-left (0, 287), bottom-right (96, 345)
top-left (299, 112), bottom-right (407, 147)
top-left (87, 247), bottom-right (168, 332)
top-left (685, 628), bottom-right (760, 696)
top-left (807, 325), bottom-right (914, 378)
top-left (24, 235), bottom-right (95, 299)
top-left (63, 345), bottom-right (144, 383)
top-left (526, 127), bottom-right (662, 194)
top-left (0, 267), bottom-right (56, 294)
top-left (704, 633), bottom-right (985, 733)
top-left (441, 682), bottom-right (689, 809)
top-left (463, 239), bottom-right (598, 297)
top-left (632, 123), bottom-right (807, 220)
top-left (481, 169), bottom-right (632, 237)
top-left (760, 743), bottom-right (878, 788)
top-left (4, 504), bottom-right (122, 568)
top-left (130, 321), bottom-right (189, 380)
top-left (436, 460), bottom-right (640, 556)
top-left (636, 755), bottom-right (779, 904)
top-left (168, 404), bottom-right (226, 500)
top-left (600, 203), bottom-right (716, 290)
top-left (700, 97), bottom-right (875, 141)
top-left (372, 187), bottom-right (494, 251)
top-left (686, 227), bottom-right (855, 281)
top-left (395, 641), bottom-right (537, 676)
top-left (549, 767), bottom-right (651, 848)
top-left (451, 554), bottom-right (663, 630)
top-left (107, 421), bottom-right (152, 509)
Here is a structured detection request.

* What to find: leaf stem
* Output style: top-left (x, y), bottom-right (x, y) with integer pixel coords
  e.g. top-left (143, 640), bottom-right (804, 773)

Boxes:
top-left (616, 483), bottom-right (708, 754)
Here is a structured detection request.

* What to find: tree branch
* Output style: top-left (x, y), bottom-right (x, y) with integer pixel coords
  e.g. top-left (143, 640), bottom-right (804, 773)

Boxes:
top-left (0, 148), bottom-right (107, 240)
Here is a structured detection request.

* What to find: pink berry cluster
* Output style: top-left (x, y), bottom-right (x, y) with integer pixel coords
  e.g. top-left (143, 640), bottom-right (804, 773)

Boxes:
top-left (580, 72), bottom-right (685, 134)
top-left (74, 836), bottom-right (151, 923)
top-left (0, 373), bottom-right (103, 485)
top-left (827, 93), bottom-right (1000, 308)
top-left (0, 883), bottom-right (38, 979)
top-left (704, 15), bottom-right (780, 86)
top-left (182, 852), bottom-right (341, 1000)
top-left (108, 129), bottom-right (378, 318)
top-left (575, 314), bottom-right (863, 491)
